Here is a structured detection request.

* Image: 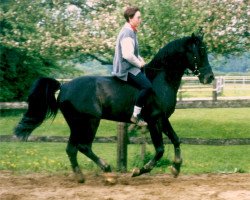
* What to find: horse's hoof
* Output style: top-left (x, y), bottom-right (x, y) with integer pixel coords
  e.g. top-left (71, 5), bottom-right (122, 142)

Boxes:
top-left (131, 168), bottom-right (141, 177)
top-left (103, 165), bottom-right (112, 172)
top-left (77, 177), bottom-right (85, 183)
top-left (169, 166), bottom-right (179, 178)
top-left (103, 173), bottom-right (117, 185)
top-left (75, 173), bottom-right (85, 183)
top-left (74, 167), bottom-right (85, 183)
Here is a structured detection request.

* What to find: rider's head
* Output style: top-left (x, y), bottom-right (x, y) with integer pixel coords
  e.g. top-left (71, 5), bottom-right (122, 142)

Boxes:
top-left (124, 7), bottom-right (141, 28)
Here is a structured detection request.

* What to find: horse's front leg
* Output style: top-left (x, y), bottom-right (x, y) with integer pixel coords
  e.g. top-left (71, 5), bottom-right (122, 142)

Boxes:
top-left (132, 121), bottom-right (164, 177)
top-left (162, 117), bottom-right (182, 177)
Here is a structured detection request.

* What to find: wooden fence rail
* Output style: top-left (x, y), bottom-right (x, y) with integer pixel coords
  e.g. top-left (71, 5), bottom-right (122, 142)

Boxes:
top-left (1, 135), bottom-right (249, 145)
top-left (1, 76), bottom-right (250, 171)
top-left (1, 134), bottom-right (249, 145)
top-left (1, 98), bottom-right (250, 110)
top-left (178, 77), bottom-right (224, 101)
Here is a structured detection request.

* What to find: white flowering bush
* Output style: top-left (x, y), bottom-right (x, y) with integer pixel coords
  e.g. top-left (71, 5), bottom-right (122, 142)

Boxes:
top-left (0, 0), bottom-right (249, 100)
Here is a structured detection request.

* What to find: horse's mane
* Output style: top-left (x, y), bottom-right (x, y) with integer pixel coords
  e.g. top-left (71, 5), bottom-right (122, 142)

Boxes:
top-left (146, 36), bottom-right (191, 82)
top-left (148, 36), bottom-right (190, 68)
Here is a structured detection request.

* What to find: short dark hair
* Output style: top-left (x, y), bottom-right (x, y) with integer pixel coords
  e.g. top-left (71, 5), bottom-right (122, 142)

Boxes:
top-left (124, 7), bottom-right (140, 22)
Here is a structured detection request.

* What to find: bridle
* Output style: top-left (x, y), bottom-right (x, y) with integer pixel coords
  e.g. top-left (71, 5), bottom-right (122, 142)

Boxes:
top-left (145, 43), bottom-right (203, 77)
top-left (192, 44), bottom-right (201, 77)
top-left (193, 55), bottom-right (200, 77)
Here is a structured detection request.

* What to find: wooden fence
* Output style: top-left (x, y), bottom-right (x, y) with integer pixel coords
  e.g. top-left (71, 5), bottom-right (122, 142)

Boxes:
top-left (178, 76), bottom-right (250, 101)
top-left (1, 76), bottom-right (250, 171)
top-left (1, 129), bottom-right (250, 172)
top-left (178, 77), bottom-right (224, 101)
top-left (223, 76), bottom-right (250, 85)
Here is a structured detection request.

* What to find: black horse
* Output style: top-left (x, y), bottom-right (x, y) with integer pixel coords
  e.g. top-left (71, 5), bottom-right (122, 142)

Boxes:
top-left (14, 33), bottom-right (214, 183)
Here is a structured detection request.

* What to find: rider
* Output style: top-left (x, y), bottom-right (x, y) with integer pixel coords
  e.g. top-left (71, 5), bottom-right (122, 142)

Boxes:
top-left (112, 6), bottom-right (152, 126)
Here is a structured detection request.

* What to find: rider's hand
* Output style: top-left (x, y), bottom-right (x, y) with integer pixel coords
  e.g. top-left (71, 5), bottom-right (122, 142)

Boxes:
top-left (140, 59), bottom-right (146, 68)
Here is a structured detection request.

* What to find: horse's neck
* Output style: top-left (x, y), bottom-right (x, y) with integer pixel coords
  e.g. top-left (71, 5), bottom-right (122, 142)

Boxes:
top-left (164, 65), bottom-right (184, 90)
top-left (146, 62), bottom-right (184, 91)
top-left (146, 39), bottom-right (188, 90)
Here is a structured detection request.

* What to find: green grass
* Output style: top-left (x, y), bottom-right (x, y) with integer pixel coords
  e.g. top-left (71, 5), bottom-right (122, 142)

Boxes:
top-left (1, 108), bottom-right (250, 139)
top-left (0, 111), bottom-right (117, 137)
top-left (169, 108), bottom-right (250, 139)
top-left (1, 108), bottom-right (250, 174)
top-left (0, 142), bottom-right (249, 174)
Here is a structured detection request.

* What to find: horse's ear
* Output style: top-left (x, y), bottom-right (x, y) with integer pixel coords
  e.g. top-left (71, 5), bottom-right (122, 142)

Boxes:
top-left (198, 26), bottom-right (204, 40)
top-left (200, 33), bottom-right (204, 40)
top-left (191, 33), bottom-right (196, 39)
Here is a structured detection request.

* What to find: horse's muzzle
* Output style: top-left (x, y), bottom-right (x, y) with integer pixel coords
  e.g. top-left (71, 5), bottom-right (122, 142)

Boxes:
top-left (204, 72), bottom-right (214, 84)
top-left (199, 71), bottom-right (214, 84)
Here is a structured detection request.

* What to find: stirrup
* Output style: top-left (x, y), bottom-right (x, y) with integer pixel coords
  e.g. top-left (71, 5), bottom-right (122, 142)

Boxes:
top-left (130, 115), bottom-right (148, 127)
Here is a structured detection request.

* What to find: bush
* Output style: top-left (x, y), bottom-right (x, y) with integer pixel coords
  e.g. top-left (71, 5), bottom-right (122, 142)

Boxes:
top-left (0, 45), bottom-right (59, 101)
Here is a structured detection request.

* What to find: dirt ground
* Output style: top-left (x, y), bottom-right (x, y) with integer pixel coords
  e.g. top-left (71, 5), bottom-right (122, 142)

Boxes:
top-left (0, 171), bottom-right (250, 200)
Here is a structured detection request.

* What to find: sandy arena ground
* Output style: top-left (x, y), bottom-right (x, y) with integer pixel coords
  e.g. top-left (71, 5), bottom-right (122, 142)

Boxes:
top-left (0, 171), bottom-right (250, 200)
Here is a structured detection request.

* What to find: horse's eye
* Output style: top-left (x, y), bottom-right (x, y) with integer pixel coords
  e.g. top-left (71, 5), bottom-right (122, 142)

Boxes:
top-left (200, 46), bottom-right (206, 55)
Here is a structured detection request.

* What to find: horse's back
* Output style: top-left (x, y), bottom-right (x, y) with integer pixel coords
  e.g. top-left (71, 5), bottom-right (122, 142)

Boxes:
top-left (58, 76), bottom-right (136, 120)
top-left (58, 74), bottom-right (177, 121)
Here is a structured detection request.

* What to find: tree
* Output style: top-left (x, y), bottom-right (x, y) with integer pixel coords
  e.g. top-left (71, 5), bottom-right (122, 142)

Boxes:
top-left (1, 0), bottom-right (249, 101)
top-left (190, 0), bottom-right (249, 54)
top-left (0, 1), bottom-right (61, 101)
top-left (0, 0), bottom-right (120, 101)
top-left (138, 0), bottom-right (249, 58)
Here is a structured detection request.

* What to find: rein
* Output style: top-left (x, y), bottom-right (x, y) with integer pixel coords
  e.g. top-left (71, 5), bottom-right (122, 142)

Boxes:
top-left (145, 59), bottom-right (200, 77)
top-left (145, 42), bottom-right (202, 76)
top-left (145, 66), bottom-right (164, 71)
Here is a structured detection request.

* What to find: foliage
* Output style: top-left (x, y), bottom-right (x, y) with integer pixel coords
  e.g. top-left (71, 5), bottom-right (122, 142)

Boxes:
top-left (138, 0), bottom-right (249, 59)
top-left (0, 45), bottom-right (60, 101)
top-left (209, 52), bottom-right (250, 73)
top-left (1, 0), bottom-right (248, 60)
top-left (200, 0), bottom-right (249, 54)
top-left (0, 0), bottom-right (249, 101)
top-left (1, 1), bottom-right (62, 101)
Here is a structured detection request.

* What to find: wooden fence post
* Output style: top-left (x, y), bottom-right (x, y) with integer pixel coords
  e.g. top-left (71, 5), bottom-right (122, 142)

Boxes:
top-left (213, 78), bottom-right (217, 101)
top-left (178, 84), bottom-right (183, 101)
top-left (141, 134), bottom-right (146, 161)
top-left (117, 122), bottom-right (128, 172)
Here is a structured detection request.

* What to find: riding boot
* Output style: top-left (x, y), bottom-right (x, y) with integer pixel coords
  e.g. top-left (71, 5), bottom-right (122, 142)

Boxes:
top-left (130, 106), bottom-right (148, 126)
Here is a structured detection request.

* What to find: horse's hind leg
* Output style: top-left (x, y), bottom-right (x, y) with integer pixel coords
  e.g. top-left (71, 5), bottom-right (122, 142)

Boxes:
top-left (66, 141), bottom-right (84, 183)
top-left (162, 117), bottom-right (182, 177)
top-left (76, 117), bottom-right (111, 172)
top-left (61, 101), bottom-right (110, 182)
top-left (66, 115), bottom-right (111, 182)
top-left (77, 142), bottom-right (111, 172)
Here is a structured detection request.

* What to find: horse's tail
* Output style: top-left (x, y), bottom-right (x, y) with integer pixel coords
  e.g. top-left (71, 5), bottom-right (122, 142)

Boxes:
top-left (14, 77), bottom-right (61, 141)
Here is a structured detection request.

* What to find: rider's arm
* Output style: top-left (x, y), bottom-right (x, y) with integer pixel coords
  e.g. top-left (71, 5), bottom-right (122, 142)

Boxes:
top-left (121, 37), bottom-right (144, 68)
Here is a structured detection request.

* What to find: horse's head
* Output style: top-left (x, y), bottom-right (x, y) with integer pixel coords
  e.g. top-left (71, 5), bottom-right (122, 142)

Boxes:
top-left (185, 33), bottom-right (214, 84)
